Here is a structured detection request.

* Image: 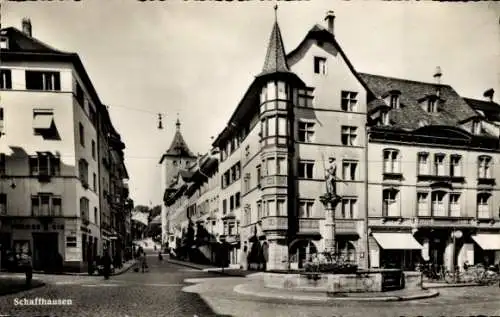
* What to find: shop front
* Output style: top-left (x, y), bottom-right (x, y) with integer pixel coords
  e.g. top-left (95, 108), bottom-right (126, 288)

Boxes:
top-left (371, 232), bottom-right (423, 270)
top-left (471, 233), bottom-right (500, 266)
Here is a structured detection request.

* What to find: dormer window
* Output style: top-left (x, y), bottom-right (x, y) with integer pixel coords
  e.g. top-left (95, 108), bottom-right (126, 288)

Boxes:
top-left (0, 36), bottom-right (8, 50)
top-left (390, 94), bottom-right (399, 109)
top-left (427, 99), bottom-right (437, 113)
top-left (380, 110), bottom-right (390, 126)
top-left (472, 120), bottom-right (481, 135)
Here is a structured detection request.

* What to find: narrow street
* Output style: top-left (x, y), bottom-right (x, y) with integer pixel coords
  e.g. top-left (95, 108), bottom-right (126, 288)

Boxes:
top-left (1, 254), bottom-right (500, 317)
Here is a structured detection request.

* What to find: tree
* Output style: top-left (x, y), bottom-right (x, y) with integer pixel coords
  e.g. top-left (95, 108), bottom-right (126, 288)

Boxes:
top-left (148, 205), bottom-right (162, 223)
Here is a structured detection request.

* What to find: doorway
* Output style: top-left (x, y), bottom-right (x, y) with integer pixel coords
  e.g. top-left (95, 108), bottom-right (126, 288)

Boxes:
top-left (32, 233), bottom-right (59, 271)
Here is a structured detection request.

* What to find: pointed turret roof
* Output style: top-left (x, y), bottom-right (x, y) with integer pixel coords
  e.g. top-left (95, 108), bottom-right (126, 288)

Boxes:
top-left (159, 119), bottom-right (196, 163)
top-left (258, 7), bottom-right (291, 77)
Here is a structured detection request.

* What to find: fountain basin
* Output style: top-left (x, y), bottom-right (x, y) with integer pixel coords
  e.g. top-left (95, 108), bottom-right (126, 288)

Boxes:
top-left (263, 269), bottom-right (422, 293)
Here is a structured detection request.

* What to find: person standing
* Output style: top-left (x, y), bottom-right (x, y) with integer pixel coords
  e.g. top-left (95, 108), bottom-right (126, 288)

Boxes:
top-left (23, 251), bottom-right (33, 286)
top-left (102, 248), bottom-right (112, 280)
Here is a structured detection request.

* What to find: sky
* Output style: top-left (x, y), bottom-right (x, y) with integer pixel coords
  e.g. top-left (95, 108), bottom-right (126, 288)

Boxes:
top-left (2, 0), bottom-right (500, 207)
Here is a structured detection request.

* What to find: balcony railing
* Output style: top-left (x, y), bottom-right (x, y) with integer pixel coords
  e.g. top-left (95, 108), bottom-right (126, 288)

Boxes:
top-left (261, 216), bottom-right (288, 231)
top-left (260, 175), bottom-right (287, 189)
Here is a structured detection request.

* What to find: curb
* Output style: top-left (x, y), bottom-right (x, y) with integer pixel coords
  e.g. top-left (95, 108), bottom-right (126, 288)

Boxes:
top-left (233, 283), bottom-right (440, 303)
top-left (423, 282), bottom-right (480, 288)
top-left (30, 261), bottom-right (138, 277)
top-left (167, 259), bottom-right (248, 277)
top-left (167, 259), bottom-right (209, 271)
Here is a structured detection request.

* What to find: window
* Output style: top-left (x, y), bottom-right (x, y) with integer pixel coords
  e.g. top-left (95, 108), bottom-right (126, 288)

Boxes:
top-left (478, 156), bottom-right (492, 178)
top-left (383, 149), bottom-right (400, 174)
top-left (0, 193), bottom-right (6, 215)
top-left (390, 94), bottom-right (400, 109)
top-left (75, 82), bottom-right (84, 106)
top-left (277, 157), bottom-right (287, 175)
top-left (298, 161), bottom-right (314, 179)
top-left (78, 159), bottom-right (89, 184)
top-left (89, 107), bottom-right (97, 126)
top-left (427, 99), bottom-right (438, 113)
top-left (94, 207), bottom-right (98, 224)
top-left (29, 153), bottom-right (60, 176)
top-left (277, 117), bottom-right (287, 136)
top-left (341, 91), bottom-right (358, 112)
top-left (417, 192), bottom-right (429, 216)
top-left (477, 193), bottom-right (490, 219)
top-left (298, 122), bottom-right (315, 142)
top-left (277, 199), bottom-right (286, 216)
top-left (0, 153), bottom-right (5, 176)
top-left (235, 192), bottom-right (241, 208)
top-left (342, 160), bottom-right (357, 181)
top-left (257, 200), bottom-right (262, 219)
top-left (245, 145), bottom-right (250, 158)
top-left (0, 37), bottom-right (8, 49)
top-left (93, 173), bottom-right (97, 191)
top-left (25, 71), bottom-right (61, 91)
top-left (382, 189), bottom-right (399, 217)
top-left (31, 194), bottom-right (62, 216)
top-left (262, 117), bottom-right (276, 137)
top-left (449, 193), bottom-right (461, 217)
top-left (256, 165), bottom-right (261, 186)
top-left (230, 195), bottom-right (234, 211)
top-left (417, 152), bottom-right (429, 175)
top-left (297, 88), bottom-right (314, 108)
top-left (33, 109), bottom-right (58, 139)
top-left (380, 111), bottom-right (390, 126)
top-left (79, 123), bottom-right (85, 146)
top-left (431, 191), bottom-right (446, 217)
top-left (91, 140), bottom-right (96, 160)
top-left (341, 198), bottom-right (357, 219)
top-left (341, 126), bottom-right (357, 146)
top-left (0, 107), bottom-right (3, 123)
top-left (313, 56), bottom-right (327, 74)
top-left (450, 155), bottom-right (462, 177)
top-left (472, 120), bottom-right (481, 135)
top-left (80, 197), bottom-right (89, 220)
top-left (0, 69), bottom-right (12, 89)
top-left (299, 200), bottom-right (314, 218)
top-left (434, 154), bottom-right (445, 176)
top-left (266, 157), bottom-right (276, 176)
top-left (243, 173), bottom-right (251, 192)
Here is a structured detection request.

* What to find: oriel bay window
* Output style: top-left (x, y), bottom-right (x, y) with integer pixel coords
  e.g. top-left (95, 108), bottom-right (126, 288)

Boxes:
top-left (32, 194), bottom-right (62, 216)
top-left (262, 197), bottom-right (286, 217)
top-left (260, 81), bottom-right (288, 112)
top-left (261, 116), bottom-right (288, 145)
top-left (29, 153), bottom-right (60, 176)
top-left (477, 193), bottom-right (491, 219)
top-left (382, 188), bottom-right (400, 217)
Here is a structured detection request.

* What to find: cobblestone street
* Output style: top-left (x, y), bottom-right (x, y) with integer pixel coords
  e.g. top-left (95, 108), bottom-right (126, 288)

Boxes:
top-left (1, 258), bottom-right (500, 317)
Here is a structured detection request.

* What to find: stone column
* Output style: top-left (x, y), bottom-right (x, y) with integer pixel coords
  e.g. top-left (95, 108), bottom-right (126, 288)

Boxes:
top-left (322, 196), bottom-right (336, 253)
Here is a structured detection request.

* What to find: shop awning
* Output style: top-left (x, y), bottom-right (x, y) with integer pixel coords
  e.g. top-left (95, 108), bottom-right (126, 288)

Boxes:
top-left (372, 232), bottom-right (423, 250)
top-left (472, 234), bottom-right (500, 250)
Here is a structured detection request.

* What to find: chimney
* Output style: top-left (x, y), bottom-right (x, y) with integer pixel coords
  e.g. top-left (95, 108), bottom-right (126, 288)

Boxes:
top-left (483, 88), bottom-right (495, 102)
top-left (22, 18), bottom-right (32, 37)
top-left (433, 66), bottom-right (442, 85)
top-left (325, 10), bottom-right (335, 35)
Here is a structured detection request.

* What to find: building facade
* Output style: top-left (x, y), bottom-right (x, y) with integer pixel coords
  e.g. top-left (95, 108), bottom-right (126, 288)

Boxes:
top-left (0, 19), bottom-right (130, 272)
top-left (164, 12), bottom-right (500, 271)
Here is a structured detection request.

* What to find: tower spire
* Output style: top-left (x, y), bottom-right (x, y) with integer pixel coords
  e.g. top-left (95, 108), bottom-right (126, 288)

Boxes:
top-left (176, 113), bottom-right (181, 131)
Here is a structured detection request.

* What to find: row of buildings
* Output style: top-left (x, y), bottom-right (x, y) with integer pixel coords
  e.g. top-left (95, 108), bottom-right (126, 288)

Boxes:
top-left (0, 19), bottom-right (133, 272)
top-left (160, 11), bottom-right (500, 271)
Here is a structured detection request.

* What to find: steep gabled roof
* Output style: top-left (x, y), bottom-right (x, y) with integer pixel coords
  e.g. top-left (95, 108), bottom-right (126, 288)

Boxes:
top-left (0, 27), bottom-right (67, 53)
top-left (464, 98), bottom-right (500, 122)
top-left (159, 119), bottom-right (196, 163)
top-left (358, 73), bottom-right (478, 130)
top-left (258, 22), bottom-right (291, 77)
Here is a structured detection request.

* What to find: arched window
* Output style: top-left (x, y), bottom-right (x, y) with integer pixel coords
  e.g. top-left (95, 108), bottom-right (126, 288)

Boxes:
top-left (383, 149), bottom-right (400, 174)
top-left (477, 192), bottom-right (491, 219)
top-left (382, 188), bottom-right (399, 217)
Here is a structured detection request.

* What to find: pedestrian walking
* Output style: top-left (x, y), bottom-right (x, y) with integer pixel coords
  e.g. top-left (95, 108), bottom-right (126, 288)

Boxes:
top-left (158, 251), bottom-right (163, 262)
top-left (102, 248), bottom-right (112, 280)
top-left (140, 249), bottom-right (148, 273)
top-left (22, 251), bottom-right (33, 286)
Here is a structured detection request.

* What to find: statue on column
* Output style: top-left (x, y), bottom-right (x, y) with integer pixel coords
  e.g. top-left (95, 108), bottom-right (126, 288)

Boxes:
top-left (325, 157), bottom-right (337, 197)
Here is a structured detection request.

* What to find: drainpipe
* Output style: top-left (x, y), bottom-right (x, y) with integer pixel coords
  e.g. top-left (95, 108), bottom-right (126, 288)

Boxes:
top-left (365, 126), bottom-right (371, 269)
